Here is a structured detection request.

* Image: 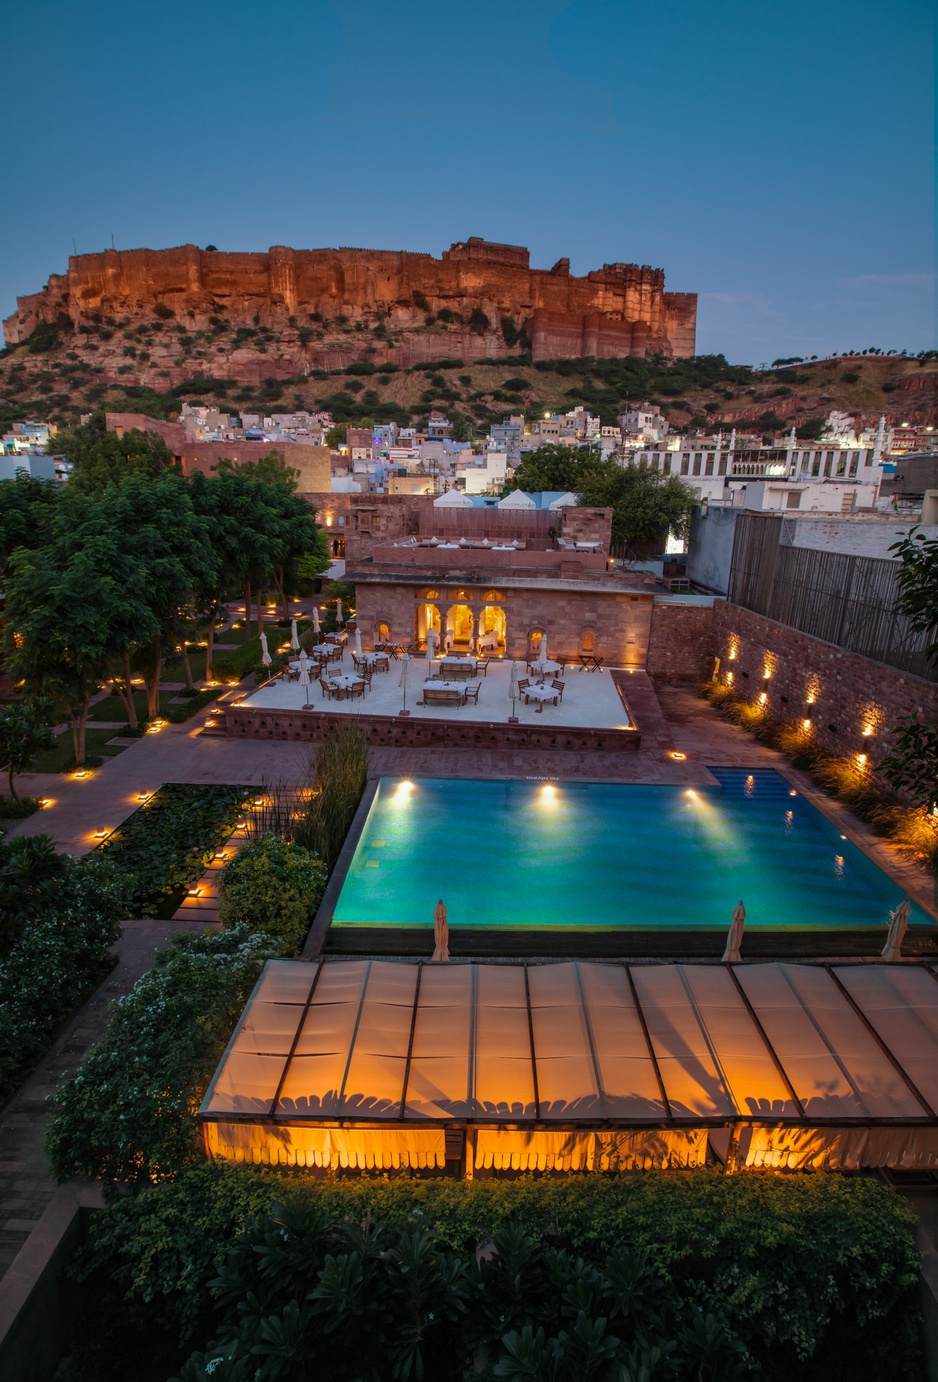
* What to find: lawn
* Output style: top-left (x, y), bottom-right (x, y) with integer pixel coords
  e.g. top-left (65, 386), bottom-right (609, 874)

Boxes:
top-left (30, 727), bottom-right (130, 773)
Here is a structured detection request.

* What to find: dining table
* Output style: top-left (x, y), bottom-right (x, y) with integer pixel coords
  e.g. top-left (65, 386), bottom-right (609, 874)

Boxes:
top-left (355, 652), bottom-right (390, 670)
top-left (322, 674), bottom-right (364, 699)
top-left (524, 681), bottom-right (560, 712)
top-left (440, 655), bottom-right (479, 672)
top-left (528, 659), bottom-right (561, 677)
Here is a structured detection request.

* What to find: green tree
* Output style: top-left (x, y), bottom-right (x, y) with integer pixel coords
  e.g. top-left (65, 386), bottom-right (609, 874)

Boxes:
top-left (578, 462), bottom-right (697, 552)
top-left (295, 529), bottom-right (333, 579)
top-left (0, 472), bottom-right (59, 581)
top-left (55, 411), bottom-right (181, 492)
top-left (506, 443), bottom-right (606, 494)
top-left (0, 699), bottom-right (56, 801)
top-left (879, 716), bottom-right (938, 812)
top-left (53, 474), bottom-right (215, 720)
top-left (890, 528), bottom-right (938, 663)
top-left (189, 469), bottom-right (262, 681)
top-left (3, 537), bottom-right (143, 764)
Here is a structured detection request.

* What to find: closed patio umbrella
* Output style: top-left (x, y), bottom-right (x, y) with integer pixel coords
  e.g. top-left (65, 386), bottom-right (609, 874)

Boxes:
top-left (260, 631), bottom-right (272, 668)
top-left (312, 607), bottom-right (321, 635)
top-left (722, 900), bottom-right (746, 963)
top-left (290, 618), bottom-right (300, 652)
top-left (426, 627), bottom-right (438, 660)
top-left (509, 661), bottom-right (519, 720)
top-left (299, 658), bottom-right (311, 707)
top-left (336, 597), bottom-right (344, 624)
top-left (433, 899), bottom-right (450, 962)
top-left (539, 632), bottom-right (548, 664)
top-left (399, 652), bottom-right (410, 715)
top-left (353, 627), bottom-right (363, 657)
top-left (882, 898), bottom-right (911, 961)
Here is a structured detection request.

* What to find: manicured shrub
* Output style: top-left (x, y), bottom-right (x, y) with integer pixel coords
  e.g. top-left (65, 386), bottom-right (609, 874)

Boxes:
top-left (0, 844), bottom-right (126, 1101)
top-left (217, 833), bottom-right (327, 953)
top-left (70, 1167), bottom-right (922, 1381)
top-left (45, 927), bottom-right (276, 1189)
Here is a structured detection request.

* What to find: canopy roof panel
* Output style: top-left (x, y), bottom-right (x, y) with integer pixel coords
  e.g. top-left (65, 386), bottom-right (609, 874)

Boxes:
top-left (201, 959), bottom-right (938, 1130)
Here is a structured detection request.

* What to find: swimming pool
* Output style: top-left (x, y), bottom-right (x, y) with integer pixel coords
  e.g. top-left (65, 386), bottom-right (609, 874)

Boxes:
top-left (330, 771), bottom-right (931, 932)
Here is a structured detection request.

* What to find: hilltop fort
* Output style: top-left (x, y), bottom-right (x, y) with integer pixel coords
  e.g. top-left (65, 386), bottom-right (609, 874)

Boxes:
top-left (3, 237), bottom-right (697, 367)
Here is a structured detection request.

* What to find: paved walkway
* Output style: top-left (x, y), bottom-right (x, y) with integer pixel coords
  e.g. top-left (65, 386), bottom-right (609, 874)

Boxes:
top-left (0, 919), bottom-right (204, 1281)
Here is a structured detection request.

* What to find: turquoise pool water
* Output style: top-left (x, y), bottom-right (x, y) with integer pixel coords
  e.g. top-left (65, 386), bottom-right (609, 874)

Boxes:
top-left (332, 771), bottom-right (932, 931)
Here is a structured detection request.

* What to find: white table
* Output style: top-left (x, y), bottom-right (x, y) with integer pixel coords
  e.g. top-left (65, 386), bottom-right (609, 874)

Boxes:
top-left (524, 682), bottom-right (560, 712)
top-left (529, 659), bottom-right (561, 677)
top-left (311, 645), bottom-right (340, 662)
top-left (355, 652), bottom-right (389, 669)
top-left (322, 674), bottom-right (365, 700)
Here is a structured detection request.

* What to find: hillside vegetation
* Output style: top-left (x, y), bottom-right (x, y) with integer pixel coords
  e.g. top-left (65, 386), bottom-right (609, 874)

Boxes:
top-left (1, 308), bottom-right (934, 438)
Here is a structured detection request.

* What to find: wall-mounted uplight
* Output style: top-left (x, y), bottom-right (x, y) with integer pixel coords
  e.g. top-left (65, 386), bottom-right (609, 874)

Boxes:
top-left (862, 725), bottom-right (874, 737)
top-left (758, 691), bottom-right (768, 705)
top-left (857, 753), bottom-right (868, 767)
top-left (802, 719), bottom-right (811, 731)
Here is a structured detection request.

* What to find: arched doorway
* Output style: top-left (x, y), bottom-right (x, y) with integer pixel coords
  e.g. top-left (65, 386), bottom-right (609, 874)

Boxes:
top-left (478, 592), bottom-right (507, 655)
top-left (416, 603), bottom-right (441, 648)
top-left (580, 627), bottom-right (597, 655)
top-left (445, 603), bottom-right (475, 651)
top-left (375, 620), bottom-right (391, 647)
top-left (528, 628), bottom-right (545, 660)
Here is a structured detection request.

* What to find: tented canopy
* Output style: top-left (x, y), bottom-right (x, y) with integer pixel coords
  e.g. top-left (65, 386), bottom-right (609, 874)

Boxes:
top-left (200, 959), bottom-right (938, 1171)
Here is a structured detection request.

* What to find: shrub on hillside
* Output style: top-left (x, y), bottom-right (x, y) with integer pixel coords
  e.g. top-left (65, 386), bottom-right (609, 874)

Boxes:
top-left (217, 834), bottom-right (327, 953)
top-left (45, 927), bottom-right (276, 1189)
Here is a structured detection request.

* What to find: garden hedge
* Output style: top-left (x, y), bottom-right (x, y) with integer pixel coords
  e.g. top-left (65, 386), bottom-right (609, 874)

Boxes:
top-left (217, 833), bottom-right (327, 953)
top-left (68, 1166), bottom-right (923, 1382)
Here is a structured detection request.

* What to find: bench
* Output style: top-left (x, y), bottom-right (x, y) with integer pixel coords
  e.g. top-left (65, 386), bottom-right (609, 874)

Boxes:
top-left (421, 687), bottom-right (466, 707)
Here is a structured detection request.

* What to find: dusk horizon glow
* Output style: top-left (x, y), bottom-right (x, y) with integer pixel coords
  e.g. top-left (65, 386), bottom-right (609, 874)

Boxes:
top-left (1, 0), bottom-right (933, 363)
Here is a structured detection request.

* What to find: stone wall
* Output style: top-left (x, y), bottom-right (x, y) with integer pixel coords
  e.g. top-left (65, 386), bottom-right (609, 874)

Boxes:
top-left (223, 704), bottom-right (640, 752)
top-left (646, 600), bottom-right (717, 682)
top-left (712, 601), bottom-right (938, 762)
top-left (353, 579), bottom-right (655, 666)
top-left (5, 240), bottom-right (696, 361)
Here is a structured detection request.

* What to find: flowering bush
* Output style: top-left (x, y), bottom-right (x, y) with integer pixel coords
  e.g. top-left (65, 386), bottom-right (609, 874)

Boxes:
top-left (71, 1168), bottom-right (922, 1382)
top-left (217, 833), bottom-right (327, 954)
top-left (45, 927), bottom-right (276, 1189)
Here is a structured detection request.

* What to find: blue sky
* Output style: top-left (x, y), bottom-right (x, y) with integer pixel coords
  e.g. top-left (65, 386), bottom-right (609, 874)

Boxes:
top-left (2, 0), bottom-right (933, 362)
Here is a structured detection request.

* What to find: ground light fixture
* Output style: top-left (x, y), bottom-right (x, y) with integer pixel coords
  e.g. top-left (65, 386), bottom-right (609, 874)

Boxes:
top-left (187, 884), bottom-right (201, 897)
top-left (72, 769), bottom-right (89, 780)
top-left (669, 751), bottom-right (687, 760)
top-left (38, 797), bottom-right (52, 808)
top-left (92, 828), bottom-right (108, 840)
top-left (214, 848), bottom-right (228, 861)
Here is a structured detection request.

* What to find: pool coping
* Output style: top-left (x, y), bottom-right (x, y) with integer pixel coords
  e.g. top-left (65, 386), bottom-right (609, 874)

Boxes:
top-left (304, 768), bottom-right (938, 960)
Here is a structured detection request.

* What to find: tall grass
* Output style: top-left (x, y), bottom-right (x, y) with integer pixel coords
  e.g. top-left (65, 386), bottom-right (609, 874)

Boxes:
top-left (295, 723), bottom-right (369, 870)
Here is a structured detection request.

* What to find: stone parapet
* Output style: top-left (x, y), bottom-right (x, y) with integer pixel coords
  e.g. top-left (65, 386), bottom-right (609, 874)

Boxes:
top-left (222, 705), bottom-right (640, 753)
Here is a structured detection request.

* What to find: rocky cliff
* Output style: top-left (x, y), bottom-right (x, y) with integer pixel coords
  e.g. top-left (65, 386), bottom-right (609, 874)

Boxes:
top-left (3, 237), bottom-right (696, 372)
